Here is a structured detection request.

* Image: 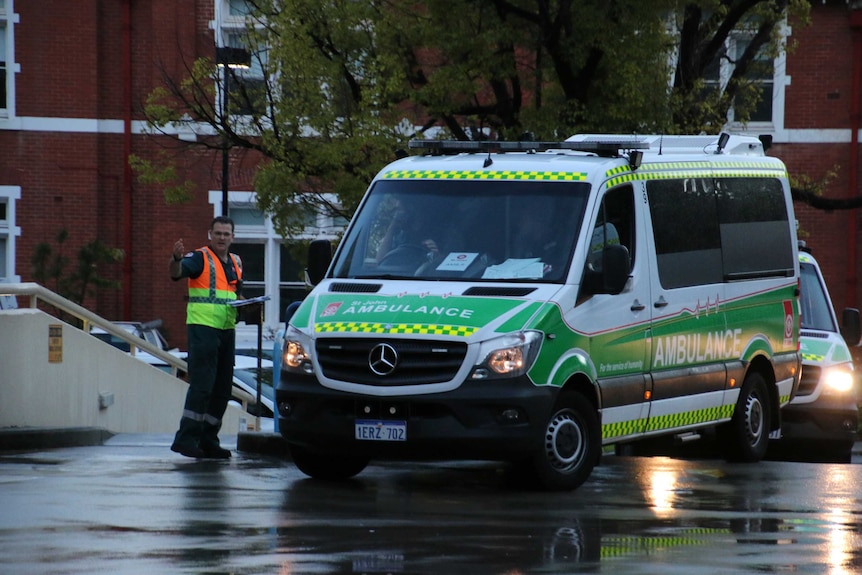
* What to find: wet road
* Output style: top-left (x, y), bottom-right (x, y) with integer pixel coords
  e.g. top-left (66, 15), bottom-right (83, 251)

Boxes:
top-left (1, 434), bottom-right (861, 575)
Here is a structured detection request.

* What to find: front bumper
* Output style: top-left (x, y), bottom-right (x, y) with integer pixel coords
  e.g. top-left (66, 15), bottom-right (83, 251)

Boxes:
top-left (778, 395), bottom-right (858, 445)
top-left (275, 372), bottom-right (558, 461)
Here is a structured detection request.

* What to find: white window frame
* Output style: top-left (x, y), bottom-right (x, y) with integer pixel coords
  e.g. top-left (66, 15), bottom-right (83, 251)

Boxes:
top-left (723, 30), bottom-right (785, 131)
top-left (0, 185), bottom-right (21, 282)
top-left (0, 0), bottom-right (20, 124)
top-left (214, 0), bottom-right (267, 122)
top-left (668, 18), bottom-right (789, 134)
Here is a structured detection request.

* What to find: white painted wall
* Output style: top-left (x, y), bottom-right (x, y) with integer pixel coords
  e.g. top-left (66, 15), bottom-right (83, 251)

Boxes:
top-left (0, 308), bottom-right (247, 436)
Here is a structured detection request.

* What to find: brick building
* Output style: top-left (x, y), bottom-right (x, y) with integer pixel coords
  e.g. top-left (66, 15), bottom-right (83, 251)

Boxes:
top-left (0, 0), bottom-right (325, 349)
top-left (1, 0), bottom-right (861, 349)
top-left (770, 2), bottom-right (862, 316)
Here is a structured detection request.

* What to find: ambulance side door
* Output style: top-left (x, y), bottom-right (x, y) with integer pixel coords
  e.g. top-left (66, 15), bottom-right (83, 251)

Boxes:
top-left (572, 183), bottom-right (652, 444)
top-left (642, 175), bottom-right (729, 435)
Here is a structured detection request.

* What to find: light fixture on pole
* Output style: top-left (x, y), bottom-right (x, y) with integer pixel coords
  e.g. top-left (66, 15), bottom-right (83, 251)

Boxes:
top-left (215, 46), bottom-right (251, 217)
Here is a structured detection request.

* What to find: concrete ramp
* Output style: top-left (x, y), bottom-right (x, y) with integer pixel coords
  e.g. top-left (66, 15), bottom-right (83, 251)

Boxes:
top-left (0, 308), bottom-right (246, 436)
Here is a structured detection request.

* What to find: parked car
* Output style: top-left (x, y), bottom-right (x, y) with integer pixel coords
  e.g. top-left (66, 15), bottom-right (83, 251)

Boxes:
top-left (89, 319), bottom-right (185, 373)
top-left (90, 320), bottom-right (174, 353)
top-left (769, 248), bottom-right (861, 462)
top-left (231, 355), bottom-right (274, 418)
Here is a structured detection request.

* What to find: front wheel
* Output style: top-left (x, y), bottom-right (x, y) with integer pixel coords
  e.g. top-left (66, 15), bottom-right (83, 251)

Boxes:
top-left (289, 444), bottom-right (370, 481)
top-left (525, 391), bottom-right (601, 491)
top-left (721, 371), bottom-right (771, 462)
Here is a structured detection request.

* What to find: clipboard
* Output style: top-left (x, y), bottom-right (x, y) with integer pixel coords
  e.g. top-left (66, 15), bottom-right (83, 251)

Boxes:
top-left (228, 294), bottom-right (271, 308)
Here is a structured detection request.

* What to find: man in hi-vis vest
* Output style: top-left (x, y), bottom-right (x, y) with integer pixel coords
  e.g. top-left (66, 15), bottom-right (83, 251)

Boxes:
top-left (169, 216), bottom-right (243, 458)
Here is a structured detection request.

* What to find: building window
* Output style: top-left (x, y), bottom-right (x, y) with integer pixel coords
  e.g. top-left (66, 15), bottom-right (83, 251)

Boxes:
top-left (702, 34), bottom-right (777, 126)
top-left (0, 0), bottom-right (8, 114)
top-left (0, 25), bottom-right (6, 111)
top-left (216, 0), bottom-right (267, 117)
top-left (735, 37), bottom-right (774, 123)
top-left (0, 186), bottom-right (21, 282)
top-left (228, 0), bottom-right (251, 16)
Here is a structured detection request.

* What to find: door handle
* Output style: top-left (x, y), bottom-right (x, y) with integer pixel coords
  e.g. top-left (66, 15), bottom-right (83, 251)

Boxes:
top-left (631, 300), bottom-right (645, 311)
top-left (654, 296), bottom-right (668, 308)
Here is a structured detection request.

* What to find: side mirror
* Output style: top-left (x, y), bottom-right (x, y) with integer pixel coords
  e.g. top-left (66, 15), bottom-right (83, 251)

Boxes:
top-left (306, 239), bottom-right (332, 286)
top-left (602, 244), bottom-right (631, 294)
top-left (841, 308), bottom-right (861, 347)
top-left (582, 244), bottom-right (630, 296)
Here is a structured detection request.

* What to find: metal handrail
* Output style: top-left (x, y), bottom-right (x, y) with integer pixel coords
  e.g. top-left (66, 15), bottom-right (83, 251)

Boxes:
top-left (0, 282), bottom-right (256, 409)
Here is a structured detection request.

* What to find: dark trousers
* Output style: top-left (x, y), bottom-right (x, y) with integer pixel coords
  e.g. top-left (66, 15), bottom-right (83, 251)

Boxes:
top-left (172, 324), bottom-right (235, 449)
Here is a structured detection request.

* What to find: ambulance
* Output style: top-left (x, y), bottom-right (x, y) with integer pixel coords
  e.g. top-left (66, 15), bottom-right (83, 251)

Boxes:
top-left (770, 247), bottom-right (859, 461)
top-left (276, 133), bottom-right (801, 490)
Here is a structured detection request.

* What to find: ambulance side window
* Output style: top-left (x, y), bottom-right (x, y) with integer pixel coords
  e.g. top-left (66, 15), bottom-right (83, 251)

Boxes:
top-left (648, 177), bottom-right (722, 288)
top-left (647, 176), bottom-right (794, 288)
top-left (588, 186), bottom-right (635, 273)
top-left (579, 186), bottom-right (635, 303)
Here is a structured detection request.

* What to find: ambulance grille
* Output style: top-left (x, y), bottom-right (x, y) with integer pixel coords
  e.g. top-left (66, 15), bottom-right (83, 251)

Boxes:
top-left (316, 338), bottom-right (467, 385)
top-left (796, 365), bottom-right (821, 397)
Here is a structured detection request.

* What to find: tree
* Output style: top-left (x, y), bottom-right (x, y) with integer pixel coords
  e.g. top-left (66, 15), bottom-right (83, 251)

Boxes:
top-left (670, 0), bottom-right (810, 133)
top-left (138, 0), bottom-right (812, 236)
top-left (31, 230), bottom-right (124, 322)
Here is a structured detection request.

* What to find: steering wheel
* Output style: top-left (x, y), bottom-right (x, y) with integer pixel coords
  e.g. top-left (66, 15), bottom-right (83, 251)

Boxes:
top-left (377, 243), bottom-right (429, 269)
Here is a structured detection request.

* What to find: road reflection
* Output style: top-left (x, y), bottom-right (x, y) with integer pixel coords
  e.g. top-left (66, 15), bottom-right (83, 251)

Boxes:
top-left (3, 441), bottom-right (862, 574)
top-left (269, 457), bottom-right (862, 574)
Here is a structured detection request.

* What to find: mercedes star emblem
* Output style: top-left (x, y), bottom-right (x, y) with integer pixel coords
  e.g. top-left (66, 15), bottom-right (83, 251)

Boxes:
top-left (368, 343), bottom-right (398, 376)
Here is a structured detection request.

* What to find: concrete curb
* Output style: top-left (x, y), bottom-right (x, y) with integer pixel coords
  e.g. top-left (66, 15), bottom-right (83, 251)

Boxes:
top-left (0, 427), bottom-right (114, 452)
top-left (237, 431), bottom-right (293, 460)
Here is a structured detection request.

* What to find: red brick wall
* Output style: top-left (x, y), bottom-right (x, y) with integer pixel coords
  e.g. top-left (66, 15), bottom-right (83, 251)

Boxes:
top-left (778, 3), bottom-right (862, 313)
top-left (5, 0), bottom-right (226, 349)
top-left (785, 5), bottom-right (855, 130)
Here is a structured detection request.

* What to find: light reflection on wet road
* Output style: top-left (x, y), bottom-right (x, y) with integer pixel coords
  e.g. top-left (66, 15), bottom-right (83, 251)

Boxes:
top-left (1, 434), bottom-right (861, 574)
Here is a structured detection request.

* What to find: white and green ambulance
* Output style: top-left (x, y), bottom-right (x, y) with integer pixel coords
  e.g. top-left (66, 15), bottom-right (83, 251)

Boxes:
top-left (769, 247), bottom-right (859, 462)
top-left (277, 133), bottom-right (802, 490)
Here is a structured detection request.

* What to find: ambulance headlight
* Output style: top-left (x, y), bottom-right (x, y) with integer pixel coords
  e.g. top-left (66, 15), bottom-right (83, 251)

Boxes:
top-left (282, 327), bottom-right (314, 375)
top-left (822, 364), bottom-right (855, 394)
top-left (471, 331), bottom-right (543, 379)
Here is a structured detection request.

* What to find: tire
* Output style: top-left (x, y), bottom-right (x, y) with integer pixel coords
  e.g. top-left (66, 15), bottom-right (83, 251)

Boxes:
top-left (527, 391), bottom-right (601, 491)
top-left (289, 444), bottom-right (370, 481)
top-left (721, 371), bottom-right (771, 462)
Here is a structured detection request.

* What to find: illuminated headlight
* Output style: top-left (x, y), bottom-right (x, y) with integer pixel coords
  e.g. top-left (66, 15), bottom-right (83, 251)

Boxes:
top-left (822, 364), bottom-right (855, 394)
top-left (282, 327), bottom-right (314, 375)
top-left (470, 331), bottom-right (543, 380)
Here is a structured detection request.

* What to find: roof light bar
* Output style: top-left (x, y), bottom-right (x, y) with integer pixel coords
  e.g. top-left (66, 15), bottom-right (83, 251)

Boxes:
top-left (408, 139), bottom-right (649, 157)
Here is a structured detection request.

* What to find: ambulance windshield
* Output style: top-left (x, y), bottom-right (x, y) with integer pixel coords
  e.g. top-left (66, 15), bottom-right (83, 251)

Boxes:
top-left (332, 179), bottom-right (590, 282)
top-left (799, 262), bottom-right (837, 332)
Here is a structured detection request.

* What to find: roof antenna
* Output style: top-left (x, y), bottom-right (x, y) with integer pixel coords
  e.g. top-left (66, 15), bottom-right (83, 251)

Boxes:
top-left (659, 134), bottom-right (664, 155)
top-left (715, 132), bottom-right (730, 154)
top-left (483, 152), bottom-right (493, 168)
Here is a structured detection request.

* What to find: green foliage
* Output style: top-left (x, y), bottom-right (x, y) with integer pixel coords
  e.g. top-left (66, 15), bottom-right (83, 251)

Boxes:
top-left (31, 230), bottom-right (124, 307)
top-left (129, 153), bottom-right (196, 204)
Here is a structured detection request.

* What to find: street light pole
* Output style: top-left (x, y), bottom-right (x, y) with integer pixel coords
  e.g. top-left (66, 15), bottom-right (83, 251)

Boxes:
top-left (221, 73), bottom-right (230, 217)
top-left (215, 47), bottom-right (251, 217)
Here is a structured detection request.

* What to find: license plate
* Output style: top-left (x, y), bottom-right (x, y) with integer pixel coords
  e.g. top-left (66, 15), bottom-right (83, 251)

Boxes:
top-left (355, 419), bottom-right (407, 441)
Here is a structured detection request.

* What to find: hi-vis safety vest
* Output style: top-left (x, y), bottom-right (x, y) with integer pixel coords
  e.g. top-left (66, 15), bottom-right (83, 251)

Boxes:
top-left (187, 246), bottom-right (243, 329)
